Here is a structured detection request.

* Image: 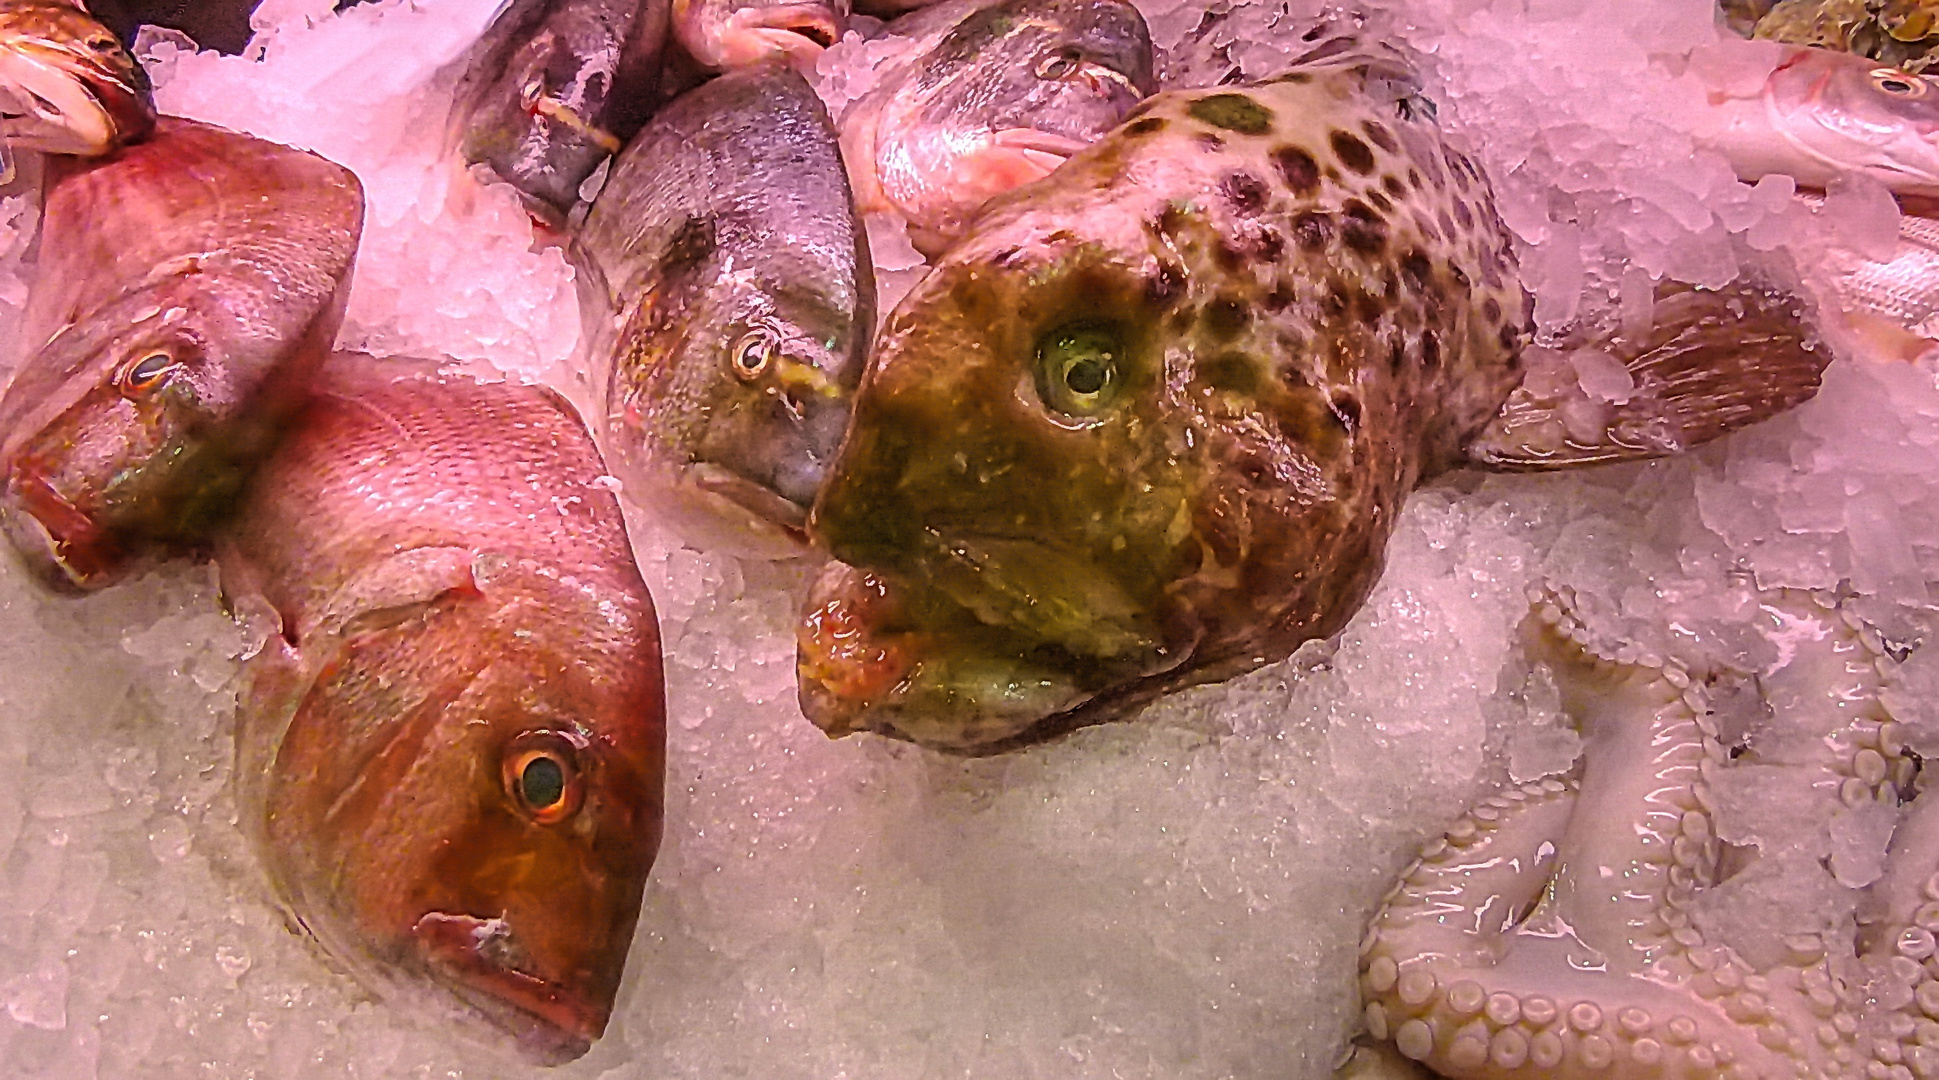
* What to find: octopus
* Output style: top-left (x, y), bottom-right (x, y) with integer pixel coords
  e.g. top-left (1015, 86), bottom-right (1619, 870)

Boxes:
top-left (1352, 584), bottom-right (1939, 1080)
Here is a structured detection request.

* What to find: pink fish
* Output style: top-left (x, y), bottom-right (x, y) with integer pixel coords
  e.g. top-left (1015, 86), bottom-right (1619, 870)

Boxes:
top-left (219, 354), bottom-right (666, 1065)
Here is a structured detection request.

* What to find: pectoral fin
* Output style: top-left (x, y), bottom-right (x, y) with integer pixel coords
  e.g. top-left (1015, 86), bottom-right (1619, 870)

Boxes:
top-left (1466, 276), bottom-right (1830, 470)
top-left (314, 545), bottom-right (481, 641)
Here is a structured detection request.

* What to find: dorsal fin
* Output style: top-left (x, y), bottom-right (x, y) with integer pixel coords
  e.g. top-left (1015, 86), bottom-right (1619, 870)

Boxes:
top-left (1466, 275), bottom-right (1830, 470)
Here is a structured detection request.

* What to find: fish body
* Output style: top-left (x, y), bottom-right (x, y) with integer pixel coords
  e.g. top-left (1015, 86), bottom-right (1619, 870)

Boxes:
top-left (800, 40), bottom-right (1829, 751)
top-left (220, 353), bottom-right (666, 1066)
top-left (0, 117), bottom-right (363, 592)
top-left (453, 0), bottom-right (671, 224)
top-left (839, 0), bottom-right (1154, 256)
top-left (1793, 191), bottom-right (1939, 358)
top-left (1693, 39), bottom-right (1939, 196)
top-left (0, 0), bottom-right (153, 156)
top-left (671, 0), bottom-right (842, 71)
top-left (571, 63), bottom-right (870, 552)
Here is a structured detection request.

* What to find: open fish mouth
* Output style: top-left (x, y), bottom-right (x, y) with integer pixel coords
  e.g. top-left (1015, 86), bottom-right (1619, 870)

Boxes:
top-left (717, 4), bottom-right (841, 67)
top-left (412, 912), bottom-right (604, 1066)
top-left (0, 470), bottom-right (117, 591)
top-left (0, 38), bottom-right (150, 155)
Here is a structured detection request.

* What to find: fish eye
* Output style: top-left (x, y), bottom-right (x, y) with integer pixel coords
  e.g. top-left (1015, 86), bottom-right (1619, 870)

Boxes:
top-left (502, 733), bottom-right (585, 825)
top-left (87, 36), bottom-right (119, 54)
top-left (117, 352), bottom-right (179, 396)
top-left (1034, 323), bottom-right (1124, 417)
top-left (1035, 48), bottom-right (1082, 80)
top-left (1873, 69), bottom-right (1928, 97)
top-left (730, 331), bottom-right (773, 382)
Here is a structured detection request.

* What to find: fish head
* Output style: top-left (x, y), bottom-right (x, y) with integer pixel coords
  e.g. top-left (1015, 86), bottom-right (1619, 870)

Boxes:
top-left (672, 0), bottom-right (846, 71)
top-left (0, 289), bottom-right (318, 591)
top-left (0, 0), bottom-right (154, 155)
top-left (803, 216), bottom-right (1213, 749)
top-left (1767, 46), bottom-right (1939, 193)
top-left (608, 218), bottom-right (869, 537)
top-left (261, 574), bottom-right (665, 1064)
top-left (876, 0), bottom-right (1154, 240)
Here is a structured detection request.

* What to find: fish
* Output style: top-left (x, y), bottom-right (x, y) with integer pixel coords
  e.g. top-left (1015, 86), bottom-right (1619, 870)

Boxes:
top-left (571, 63), bottom-right (871, 553)
top-left (798, 37), bottom-right (1831, 753)
top-left (838, 0), bottom-right (1155, 256)
top-left (1690, 38), bottom-right (1939, 196)
top-left (218, 352), bottom-right (666, 1066)
top-left (0, 117), bottom-right (364, 592)
top-left (1794, 190), bottom-right (1939, 359)
top-left (671, 0), bottom-right (843, 72)
top-left (451, 0), bottom-right (671, 224)
top-left (0, 0), bottom-right (154, 157)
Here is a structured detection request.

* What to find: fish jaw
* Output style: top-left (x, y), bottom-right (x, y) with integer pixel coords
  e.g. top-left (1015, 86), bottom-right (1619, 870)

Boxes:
top-left (676, 1), bottom-right (842, 70)
top-left (0, 6), bottom-right (155, 155)
top-left (0, 469), bottom-right (119, 590)
top-left (412, 913), bottom-right (602, 1065)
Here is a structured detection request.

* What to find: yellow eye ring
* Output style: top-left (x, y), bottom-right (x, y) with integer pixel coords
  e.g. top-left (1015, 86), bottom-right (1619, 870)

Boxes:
top-left (1873, 68), bottom-right (1928, 97)
top-left (117, 352), bottom-right (178, 397)
top-left (731, 331), bottom-right (773, 382)
top-left (502, 734), bottom-right (585, 825)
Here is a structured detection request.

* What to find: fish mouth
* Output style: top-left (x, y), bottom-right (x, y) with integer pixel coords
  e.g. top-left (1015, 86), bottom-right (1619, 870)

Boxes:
top-left (715, 4), bottom-right (841, 68)
top-left (0, 470), bottom-right (118, 592)
top-left (412, 912), bottom-right (604, 1066)
top-left (0, 38), bottom-right (152, 155)
top-left (967, 128), bottom-right (1093, 184)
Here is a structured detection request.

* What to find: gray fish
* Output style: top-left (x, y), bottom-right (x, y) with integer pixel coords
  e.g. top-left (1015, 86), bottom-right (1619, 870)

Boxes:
top-left (839, 0), bottom-right (1154, 256)
top-left (571, 63), bottom-right (871, 552)
top-left (0, 117), bottom-right (363, 593)
top-left (799, 38), bottom-right (1831, 752)
top-left (452, 0), bottom-right (670, 224)
top-left (671, 0), bottom-right (842, 72)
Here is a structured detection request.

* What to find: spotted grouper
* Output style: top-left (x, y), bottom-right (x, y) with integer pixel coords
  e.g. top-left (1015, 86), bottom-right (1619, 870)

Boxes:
top-left (798, 37), bottom-right (1832, 752)
top-left (219, 353), bottom-right (666, 1064)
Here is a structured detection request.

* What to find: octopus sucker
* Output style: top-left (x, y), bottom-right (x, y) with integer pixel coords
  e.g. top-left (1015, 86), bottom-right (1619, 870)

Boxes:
top-left (1355, 585), bottom-right (1939, 1080)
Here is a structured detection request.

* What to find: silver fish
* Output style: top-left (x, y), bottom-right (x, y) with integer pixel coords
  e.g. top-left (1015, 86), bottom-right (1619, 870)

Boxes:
top-left (571, 63), bottom-right (871, 552)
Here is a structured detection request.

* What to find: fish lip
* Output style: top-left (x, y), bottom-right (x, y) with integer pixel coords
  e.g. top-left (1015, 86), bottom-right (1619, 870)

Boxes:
top-left (0, 468), bottom-right (118, 591)
top-left (714, 5), bottom-right (841, 67)
top-left (687, 462), bottom-right (812, 534)
top-left (411, 912), bottom-right (603, 1066)
top-left (0, 38), bottom-right (152, 154)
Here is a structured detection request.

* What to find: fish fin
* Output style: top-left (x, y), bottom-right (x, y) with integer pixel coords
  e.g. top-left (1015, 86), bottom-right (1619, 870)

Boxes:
top-left (315, 545), bottom-right (481, 641)
top-left (1466, 276), bottom-right (1830, 470)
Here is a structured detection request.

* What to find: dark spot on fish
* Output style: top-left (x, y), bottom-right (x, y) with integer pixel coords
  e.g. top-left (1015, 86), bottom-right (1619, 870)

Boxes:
top-left (1388, 339), bottom-right (1406, 373)
top-left (1450, 264), bottom-right (1472, 292)
top-left (1272, 146), bottom-right (1321, 196)
top-left (1214, 239), bottom-right (1245, 272)
top-left (1482, 297), bottom-right (1502, 323)
top-left (1399, 250), bottom-right (1432, 289)
top-left (1436, 208), bottom-right (1457, 239)
top-left (1342, 200), bottom-right (1386, 254)
top-left (1332, 394), bottom-right (1362, 429)
top-left (1124, 116), bottom-right (1168, 137)
top-left (1367, 189), bottom-right (1392, 214)
top-left (1481, 265), bottom-right (1503, 290)
top-left (1203, 295), bottom-right (1250, 341)
top-left (1251, 227), bottom-right (1286, 263)
top-left (1199, 351), bottom-right (1259, 395)
top-left (1498, 324), bottom-right (1519, 351)
top-left (1330, 130), bottom-right (1376, 174)
top-left (1168, 309), bottom-right (1194, 333)
top-left (1407, 168), bottom-right (1422, 190)
top-left (1382, 174), bottom-right (1406, 199)
top-left (1197, 131), bottom-right (1227, 152)
top-left (1145, 261), bottom-right (1186, 307)
top-left (662, 215), bottom-right (717, 273)
top-left (1453, 201), bottom-right (1474, 229)
top-left (1220, 171), bottom-right (1271, 213)
top-left (1422, 332), bottom-right (1441, 369)
top-left (1292, 211), bottom-right (1334, 250)
top-left (1446, 149), bottom-right (1472, 191)
top-left (1189, 93), bottom-right (1274, 135)
top-left (1322, 284), bottom-right (1349, 318)
top-left (1351, 289), bottom-right (1383, 326)
top-left (1361, 119), bottom-right (1398, 153)
top-left (1265, 282), bottom-right (1296, 310)
top-left (1157, 202), bottom-right (1192, 237)
top-left (992, 245), bottom-right (1026, 268)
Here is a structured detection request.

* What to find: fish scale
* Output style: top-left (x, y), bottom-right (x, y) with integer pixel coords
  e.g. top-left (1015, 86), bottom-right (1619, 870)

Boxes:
top-left (800, 36), bottom-right (1830, 753)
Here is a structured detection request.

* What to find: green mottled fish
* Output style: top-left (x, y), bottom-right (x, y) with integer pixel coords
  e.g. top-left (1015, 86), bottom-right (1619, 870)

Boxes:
top-left (798, 36), bottom-right (1831, 752)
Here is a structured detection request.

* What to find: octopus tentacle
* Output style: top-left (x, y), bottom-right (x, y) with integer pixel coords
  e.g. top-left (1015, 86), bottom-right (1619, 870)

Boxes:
top-left (1356, 586), bottom-right (1898, 1080)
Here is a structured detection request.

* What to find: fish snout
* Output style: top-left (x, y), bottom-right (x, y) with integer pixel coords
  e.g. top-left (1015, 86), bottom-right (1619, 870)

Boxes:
top-left (714, 4), bottom-right (842, 69)
top-left (411, 911), bottom-right (605, 1066)
top-left (0, 467), bottom-right (118, 591)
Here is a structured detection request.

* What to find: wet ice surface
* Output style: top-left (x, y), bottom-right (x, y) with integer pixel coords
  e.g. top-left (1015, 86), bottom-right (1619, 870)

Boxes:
top-left (2, 0), bottom-right (1938, 1076)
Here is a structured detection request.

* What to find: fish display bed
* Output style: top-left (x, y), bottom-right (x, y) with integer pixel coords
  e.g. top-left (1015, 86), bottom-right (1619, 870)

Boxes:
top-left (0, 0), bottom-right (1932, 1077)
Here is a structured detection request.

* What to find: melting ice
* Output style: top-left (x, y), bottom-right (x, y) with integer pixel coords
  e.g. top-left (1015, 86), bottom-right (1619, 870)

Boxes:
top-left (0, 0), bottom-right (1936, 1076)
